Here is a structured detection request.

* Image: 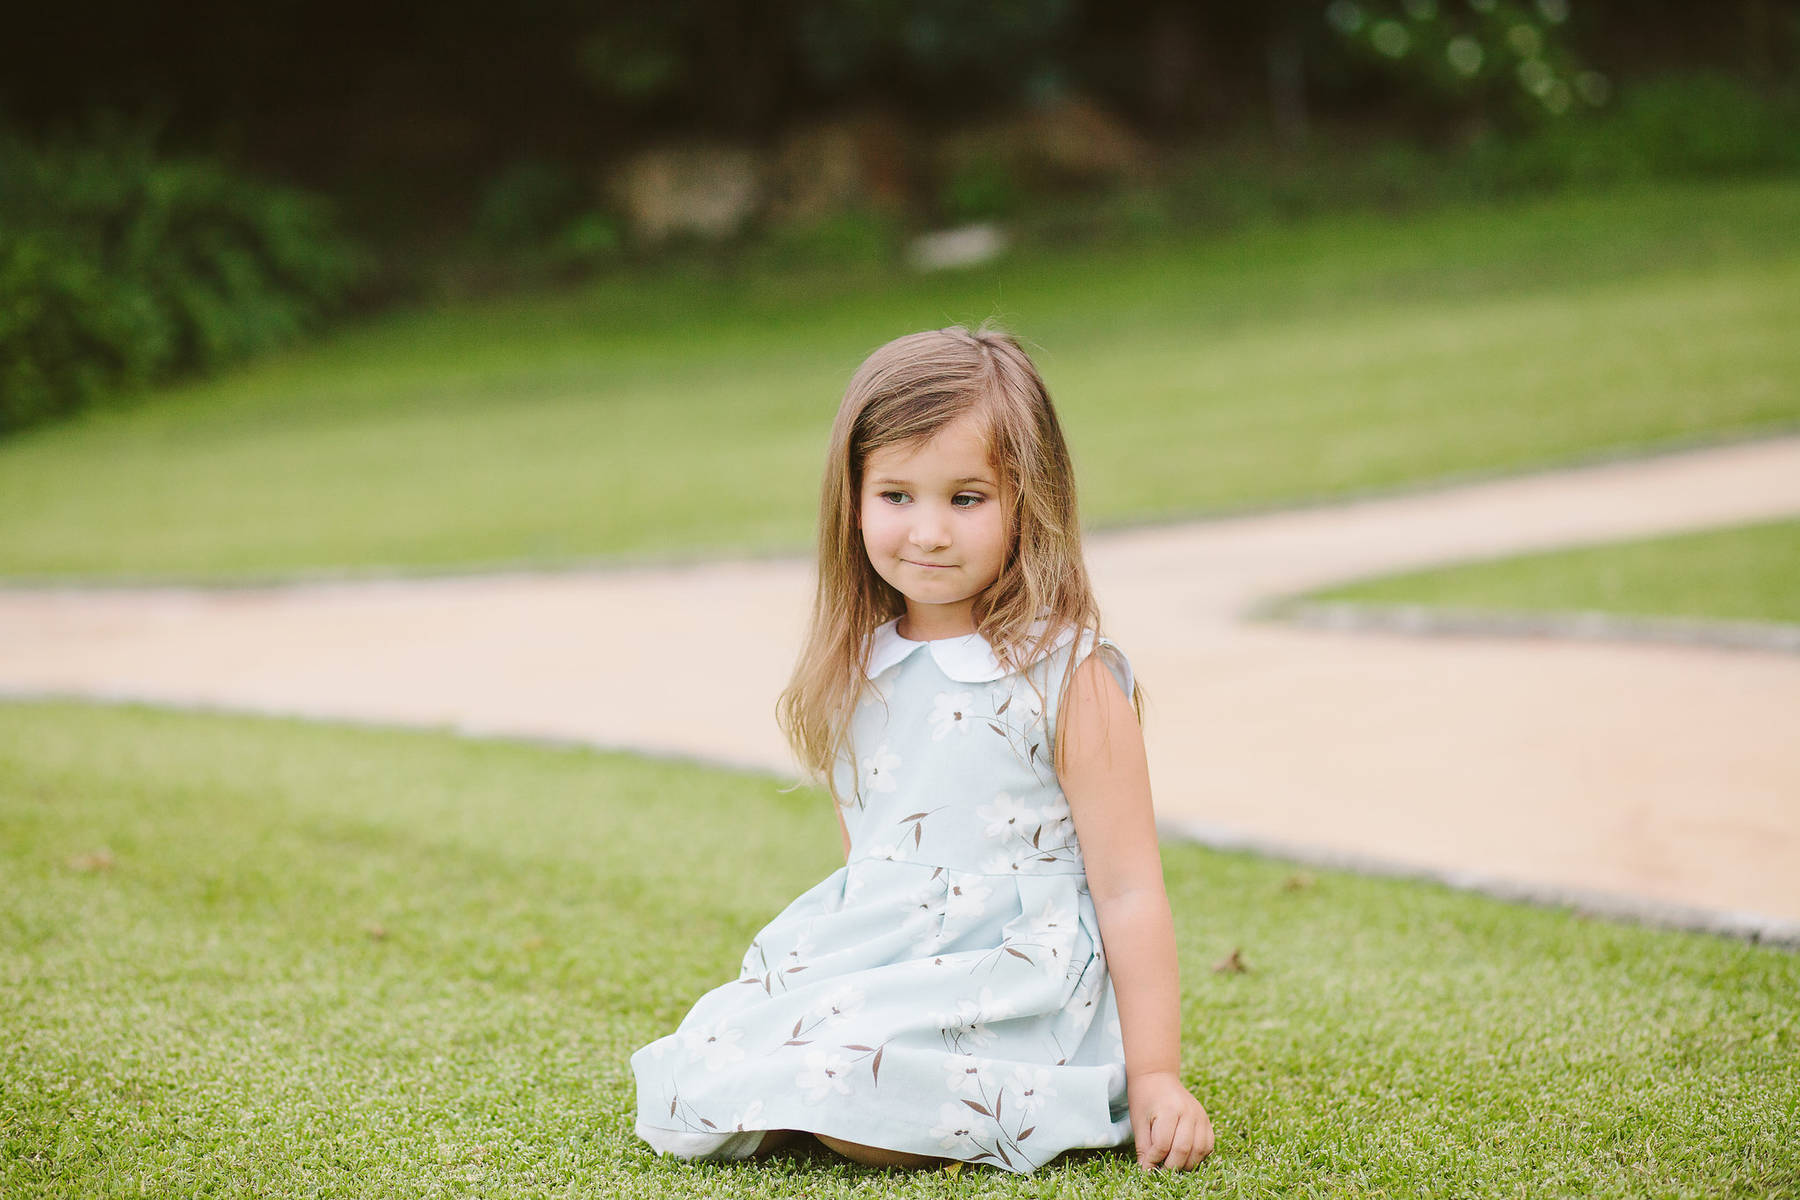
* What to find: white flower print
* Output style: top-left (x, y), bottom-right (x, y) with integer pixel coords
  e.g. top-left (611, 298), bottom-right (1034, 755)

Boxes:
top-left (990, 679), bottom-right (1044, 724)
top-left (1023, 898), bottom-right (1074, 942)
top-left (980, 851), bottom-right (1024, 875)
top-left (942, 1054), bottom-right (992, 1098)
top-left (977, 792), bottom-right (1034, 839)
top-left (678, 1018), bottom-right (745, 1071)
top-left (859, 741), bottom-right (901, 795)
top-left (864, 828), bottom-right (916, 863)
top-left (975, 985), bottom-right (1017, 1022)
top-left (796, 1050), bottom-right (854, 1104)
top-left (929, 690), bottom-right (976, 740)
top-left (935, 997), bottom-right (997, 1050)
top-left (943, 878), bottom-right (993, 922)
top-left (1071, 958), bottom-right (1106, 1010)
top-left (811, 983), bottom-right (866, 1023)
top-left (728, 1099), bottom-right (765, 1132)
top-left (899, 880), bottom-right (945, 951)
top-left (930, 1101), bottom-right (982, 1155)
top-left (783, 931), bottom-right (816, 966)
top-left (1006, 1066), bottom-right (1057, 1116)
top-left (1036, 795), bottom-right (1072, 838)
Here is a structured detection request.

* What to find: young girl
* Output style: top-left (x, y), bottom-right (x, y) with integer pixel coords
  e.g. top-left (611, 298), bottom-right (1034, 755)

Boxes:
top-left (630, 325), bottom-right (1213, 1174)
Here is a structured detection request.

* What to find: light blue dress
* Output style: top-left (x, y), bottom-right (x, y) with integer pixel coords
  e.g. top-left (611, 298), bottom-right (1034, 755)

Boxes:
top-left (631, 618), bottom-right (1136, 1173)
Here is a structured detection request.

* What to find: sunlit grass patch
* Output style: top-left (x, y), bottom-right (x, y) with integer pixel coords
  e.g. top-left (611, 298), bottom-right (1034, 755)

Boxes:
top-left (1299, 517), bottom-right (1800, 627)
top-left (2, 180), bottom-right (1798, 580)
top-left (3, 701), bottom-right (1796, 1197)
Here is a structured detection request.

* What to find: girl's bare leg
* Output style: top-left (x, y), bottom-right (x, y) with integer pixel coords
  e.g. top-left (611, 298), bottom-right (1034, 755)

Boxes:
top-left (815, 1133), bottom-right (945, 1170)
top-left (752, 1129), bottom-right (801, 1156)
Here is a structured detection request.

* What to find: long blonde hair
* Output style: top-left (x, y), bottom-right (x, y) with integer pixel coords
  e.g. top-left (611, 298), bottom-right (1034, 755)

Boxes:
top-left (777, 323), bottom-right (1140, 799)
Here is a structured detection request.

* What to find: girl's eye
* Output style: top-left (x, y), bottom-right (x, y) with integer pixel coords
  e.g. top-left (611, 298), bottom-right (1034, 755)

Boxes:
top-left (880, 490), bottom-right (910, 504)
top-left (953, 493), bottom-right (985, 508)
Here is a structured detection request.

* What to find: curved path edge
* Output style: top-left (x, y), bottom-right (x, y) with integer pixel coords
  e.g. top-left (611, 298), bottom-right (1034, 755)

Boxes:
top-left (1262, 602), bottom-right (1800, 656)
top-left (4, 434), bottom-right (1799, 938)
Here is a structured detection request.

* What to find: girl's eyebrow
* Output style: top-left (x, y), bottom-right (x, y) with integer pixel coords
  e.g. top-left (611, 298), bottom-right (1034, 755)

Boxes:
top-left (868, 475), bottom-right (995, 487)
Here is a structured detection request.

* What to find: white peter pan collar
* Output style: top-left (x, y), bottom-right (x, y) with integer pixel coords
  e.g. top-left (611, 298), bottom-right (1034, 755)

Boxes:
top-left (865, 616), bottom-right (1077, 682)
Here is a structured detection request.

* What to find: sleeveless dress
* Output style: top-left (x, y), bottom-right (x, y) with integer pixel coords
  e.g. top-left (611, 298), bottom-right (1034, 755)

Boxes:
top-left (630, 618), bottom-right (1136, 1173)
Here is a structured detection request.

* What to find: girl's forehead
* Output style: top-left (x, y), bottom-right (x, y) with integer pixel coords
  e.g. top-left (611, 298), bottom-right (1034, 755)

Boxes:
top-left (864, 420), bottom-right (997, 479)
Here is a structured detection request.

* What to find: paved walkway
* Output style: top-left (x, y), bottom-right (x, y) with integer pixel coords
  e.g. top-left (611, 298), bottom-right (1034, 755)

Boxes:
top-left (5, 436), bottom-right (1799, 935)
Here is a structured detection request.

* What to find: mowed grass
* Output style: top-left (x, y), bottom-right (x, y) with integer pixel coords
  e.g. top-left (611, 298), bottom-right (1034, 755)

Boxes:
top-left (3, 701), bottom-right (1795, 1198)
top-left (3, 179), bottom-right (1799, 580)
top-left (1303, 517), bottom-right (1800, 626)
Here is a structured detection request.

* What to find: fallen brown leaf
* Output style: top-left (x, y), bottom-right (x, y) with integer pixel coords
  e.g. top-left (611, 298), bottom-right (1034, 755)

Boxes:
top-left (1280, 872), bottom-right (1315, 892)
top-left (67, 848), bottom-right (115, 873)
top-left (365, 923), bottom-right (389, 941)
top-left (1212, 947), bottom-right (1249, 974)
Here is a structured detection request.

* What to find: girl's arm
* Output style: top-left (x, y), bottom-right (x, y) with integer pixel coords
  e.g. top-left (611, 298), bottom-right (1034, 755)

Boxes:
top-left (1059, 653), bottom-right (1214, 1172)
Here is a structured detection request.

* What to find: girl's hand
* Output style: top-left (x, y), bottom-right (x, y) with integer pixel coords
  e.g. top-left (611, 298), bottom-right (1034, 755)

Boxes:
top-left (1128, 1072), bottom-right (1214, 1171)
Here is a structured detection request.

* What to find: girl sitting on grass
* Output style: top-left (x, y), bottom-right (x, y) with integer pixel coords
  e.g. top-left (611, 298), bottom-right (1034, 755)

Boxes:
top-left (631, 324), bottom-right (1213, 1174)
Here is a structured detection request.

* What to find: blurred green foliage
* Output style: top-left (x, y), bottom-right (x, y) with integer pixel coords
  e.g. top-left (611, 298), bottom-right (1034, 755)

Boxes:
top-left (1466, 72), bottom-right (1800, 187)
top-left (1327, 0), bottom-right (1605, 123)
top-left (940, 159), bottom-right (1022, 224)
top-left (791, 0), bottom-right (1075, 97)
top-left (471, 160), bottom-right (623, 279)
top-left (0, 125), bottom-right (364, 434)
top-left (1144, 73), bottom-right (1800, 237)
top-left (750, 209), bottom-right (904, 271)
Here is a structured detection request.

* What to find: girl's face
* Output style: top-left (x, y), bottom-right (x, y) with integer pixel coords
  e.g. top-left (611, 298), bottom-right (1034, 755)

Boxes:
top-left (858, 410), bottom-right (1009, 640)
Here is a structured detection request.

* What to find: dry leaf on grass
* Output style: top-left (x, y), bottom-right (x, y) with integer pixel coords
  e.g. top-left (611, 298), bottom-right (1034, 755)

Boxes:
top-left (67, 848), bottom-right (115, 872)
top-left (1212, 947), bottom-right (1249, 974)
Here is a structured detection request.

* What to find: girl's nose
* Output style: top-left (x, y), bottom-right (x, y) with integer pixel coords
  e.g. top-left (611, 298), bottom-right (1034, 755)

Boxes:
top-left (908, 512), bottom-right (949, 550)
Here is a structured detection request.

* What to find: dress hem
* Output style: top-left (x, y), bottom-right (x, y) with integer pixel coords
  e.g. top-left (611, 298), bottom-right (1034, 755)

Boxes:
top-left (634, 1110), bottom-right (1131, 1176)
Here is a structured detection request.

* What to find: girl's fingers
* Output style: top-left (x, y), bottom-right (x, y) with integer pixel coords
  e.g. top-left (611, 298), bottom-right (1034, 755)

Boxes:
top-left (1138, 1111), bottom-right (1170, 1168)
top-left (1194, 1116), bottom-right (1216, 1167)
top-left (1166, 1113), bottom-right (1196, 1171)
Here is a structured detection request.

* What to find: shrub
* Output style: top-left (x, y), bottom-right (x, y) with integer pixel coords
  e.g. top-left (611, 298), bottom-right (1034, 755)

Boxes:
top-left (0, 124), bottom-right (364, 434)
top-left (752, 209), bottom-right (901, 272)
top-left (1461, 73), bottom-right (1800, 194)
top-left (940, 159), bottom-right (1020, 224)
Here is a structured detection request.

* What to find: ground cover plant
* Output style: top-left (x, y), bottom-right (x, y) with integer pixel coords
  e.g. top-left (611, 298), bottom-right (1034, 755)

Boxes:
top-left (1, 179), bottom-right (1797, 581)
top-left (1297, 517), bottom-right (1800, 627)
top-left (2, 700), bottom-right (1796, 1197)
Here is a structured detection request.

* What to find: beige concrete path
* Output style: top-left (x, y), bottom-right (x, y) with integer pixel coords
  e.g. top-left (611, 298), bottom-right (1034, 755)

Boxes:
top-left (5, 436), bottom-right (1799, 933)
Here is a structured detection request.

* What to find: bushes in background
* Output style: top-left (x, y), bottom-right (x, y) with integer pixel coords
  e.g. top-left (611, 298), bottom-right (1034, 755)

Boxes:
top-left (0, 126), bottom-right (364, 434)
top-left (1140, 72), bottom-right (1800, 241)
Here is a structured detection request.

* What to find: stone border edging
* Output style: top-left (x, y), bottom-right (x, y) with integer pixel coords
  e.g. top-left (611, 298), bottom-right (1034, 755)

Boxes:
top-left (1257, 600), bottom-right (1800, 656)
top-left (1157, 817), bottom-right (1800, 949)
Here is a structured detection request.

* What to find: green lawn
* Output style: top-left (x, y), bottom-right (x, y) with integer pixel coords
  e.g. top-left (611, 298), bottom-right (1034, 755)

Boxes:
top-left (1299, 517), bottom-right (1800, 627)
top-left (3, 179), bottom-right (1799, 581)
top-left (3, 701), bottom-right (1795, 1197)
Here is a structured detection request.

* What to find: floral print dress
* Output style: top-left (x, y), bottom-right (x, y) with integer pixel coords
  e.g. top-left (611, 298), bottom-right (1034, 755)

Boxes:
top-left (631, 618), bottom-right (1136, 1173)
